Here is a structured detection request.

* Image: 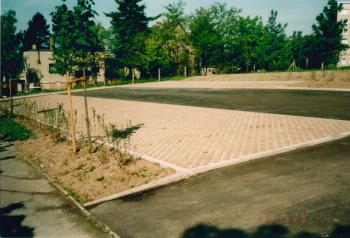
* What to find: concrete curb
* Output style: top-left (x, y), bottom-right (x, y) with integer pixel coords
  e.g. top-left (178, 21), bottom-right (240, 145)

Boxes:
top-left (83, 131), bottom-right (350, 208)
top-left (20, 156), bottom-right (120, 238)
top-left (84, 173), bottom-right (188, 208)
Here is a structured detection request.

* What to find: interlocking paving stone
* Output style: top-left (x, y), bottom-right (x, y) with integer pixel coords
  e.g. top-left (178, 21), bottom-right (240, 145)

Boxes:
top-left (28, 94), bottom-right (350, 170)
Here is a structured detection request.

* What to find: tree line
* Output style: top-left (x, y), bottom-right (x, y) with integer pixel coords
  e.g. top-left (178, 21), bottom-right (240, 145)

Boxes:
top-left (1, 0), bottom-right (348, 86)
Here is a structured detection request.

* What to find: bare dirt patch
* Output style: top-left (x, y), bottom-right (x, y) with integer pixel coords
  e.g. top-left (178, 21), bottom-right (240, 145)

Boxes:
top-left (187, 70), bottom-right (350, 89)
top-left (12, 119), bottom-right (174, 204)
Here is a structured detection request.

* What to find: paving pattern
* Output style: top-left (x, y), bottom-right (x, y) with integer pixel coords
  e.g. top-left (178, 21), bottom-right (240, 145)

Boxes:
top-left (28, 94), bottom-right (350, 172)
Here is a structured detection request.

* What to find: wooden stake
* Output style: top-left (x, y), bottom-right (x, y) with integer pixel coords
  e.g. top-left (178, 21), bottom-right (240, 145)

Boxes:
top-left (132, 68), bottom-right (135, 84)
top-left (66, 74), bottom-right (77, 154)
top-left (83, 68), bottom-right (92, 152)
top-left (9, 78), bottom-right (13, 116)
top-left (158, 68), bottom-right (161, 82)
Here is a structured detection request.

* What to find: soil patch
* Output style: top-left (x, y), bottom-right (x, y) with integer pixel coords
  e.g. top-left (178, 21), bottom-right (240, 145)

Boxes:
top-left (12, 119), bottom-right (174, 203)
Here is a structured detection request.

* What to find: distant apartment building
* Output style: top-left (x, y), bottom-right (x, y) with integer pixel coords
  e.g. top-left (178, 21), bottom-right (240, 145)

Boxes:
top-left (338, 0), bottom-right (350, 66)
top-left (23, 43), bottom-right (105, 90)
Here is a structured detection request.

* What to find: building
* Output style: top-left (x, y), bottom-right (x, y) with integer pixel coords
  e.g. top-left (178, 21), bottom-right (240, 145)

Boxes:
top-left (23, 44), bottom-right (106, 90)
top-left (338, 0), bottom-right (350, 66)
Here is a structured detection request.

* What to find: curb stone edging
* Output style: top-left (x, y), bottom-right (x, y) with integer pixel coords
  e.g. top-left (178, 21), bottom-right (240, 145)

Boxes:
top-left (18, 155), bottom-right (120, 238)
top-left (84, 131), bottom-right (350, 208)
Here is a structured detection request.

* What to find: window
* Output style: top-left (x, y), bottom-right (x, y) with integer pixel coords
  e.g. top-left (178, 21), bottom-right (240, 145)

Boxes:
top-left (49, 64), bottom-right (56, 73)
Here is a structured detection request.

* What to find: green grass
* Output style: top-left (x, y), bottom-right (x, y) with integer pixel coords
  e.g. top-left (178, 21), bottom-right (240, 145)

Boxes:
top-left (0, 117), bottom-right (33, 141)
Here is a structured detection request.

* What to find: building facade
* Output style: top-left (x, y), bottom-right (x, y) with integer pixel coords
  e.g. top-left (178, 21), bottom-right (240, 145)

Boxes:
top-left (23, 45), bottom-right (106, 90)
top-left (338, 0), bottom-right (350, 66)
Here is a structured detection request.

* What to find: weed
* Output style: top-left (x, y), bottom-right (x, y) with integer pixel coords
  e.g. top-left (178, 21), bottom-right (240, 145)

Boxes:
top-left (64, 187), bottom-right (81, 203)
top-left (96, 176), bottom-right (104, 181)
top-left (89, 165), bottom-right (96, 172)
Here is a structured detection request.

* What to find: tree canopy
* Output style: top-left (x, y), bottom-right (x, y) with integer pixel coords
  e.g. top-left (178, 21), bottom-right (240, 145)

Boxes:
top-left (23, 12), bottom-right (50, 51)
top-left (1, 10), bottom-right (24, 82)
top-left (51, 0), bottom-right (102, 79)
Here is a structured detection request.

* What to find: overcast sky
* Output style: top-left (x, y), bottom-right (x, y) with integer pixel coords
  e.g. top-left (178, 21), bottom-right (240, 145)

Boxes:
top-left (1, 0), bottom-right (329, 35)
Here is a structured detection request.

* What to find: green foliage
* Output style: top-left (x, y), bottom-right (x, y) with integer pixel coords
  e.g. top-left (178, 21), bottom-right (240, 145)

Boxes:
top-left (51, 0), bottom-right (102, 77)
top-left (0, 117), bottom-right (32, 141)
top-left (107, 0), bottom-right (151, 69)
top-left (26, 68), bottom-right (42, 84)
top-left (1, 11), bottom-right (24, 83)
top-left (310, 0), bottom-right (348, 67)
top-left (23, 12), bottom-right (50, 50)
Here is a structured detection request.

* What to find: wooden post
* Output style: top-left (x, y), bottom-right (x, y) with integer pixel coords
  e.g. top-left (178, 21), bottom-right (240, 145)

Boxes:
top-left (9, 79), bottom-right (13, 116)
top-left (158, 68), bottom-right (161, 82)
top-left (184, 66), bottom-right (187, 78)
top-left (132, 67), bottom-right (135, 84)
top-left (83, 68), bottom-right (92, 152)
top-left (66, 75), bottom-right (77, 154)
top-left (306, 58), bottom-right (309, 69)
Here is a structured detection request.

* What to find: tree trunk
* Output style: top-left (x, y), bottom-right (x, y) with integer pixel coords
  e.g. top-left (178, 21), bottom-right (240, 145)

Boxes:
top-left (0, 76), bottom-right (3, 98)
top-left (37, 49), bottom-right (41, 64)
top-left (83, 68), bottom-right (92, 152)
top-left (184, 66), bottom-right (187, 78)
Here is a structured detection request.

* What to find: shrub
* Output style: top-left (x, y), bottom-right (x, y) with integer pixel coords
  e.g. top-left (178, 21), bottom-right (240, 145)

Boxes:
top-left (26, 68), bottom-right (42, 84)
top-left (0, 117), bottom-right (33, 141)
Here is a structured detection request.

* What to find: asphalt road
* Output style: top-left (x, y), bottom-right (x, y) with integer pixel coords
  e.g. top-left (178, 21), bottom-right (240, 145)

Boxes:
top-left (89, 136), bottom-right (350, 238)
top-left (73, 88), bottom-right (350, 120)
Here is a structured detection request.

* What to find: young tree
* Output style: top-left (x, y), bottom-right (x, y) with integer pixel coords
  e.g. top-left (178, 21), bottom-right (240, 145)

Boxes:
top-left (51, 0), bottom-right (102, 153)
top-left (1, 10), bottom-right (24, 98)
top-left (312, 0), bottom-right (348, 67)
top-left (107, 0), bottom-right (151, 80)
top-left (144, 24), bottom-right (171, 80)
top-left (23, 12), bottom-right (50, 64)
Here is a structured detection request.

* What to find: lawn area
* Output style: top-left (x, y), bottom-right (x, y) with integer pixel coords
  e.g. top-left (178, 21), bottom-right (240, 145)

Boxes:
top-left (0, 116), bottom-right (33, 141)
top-left (74, 88), bottom-right (350, 120)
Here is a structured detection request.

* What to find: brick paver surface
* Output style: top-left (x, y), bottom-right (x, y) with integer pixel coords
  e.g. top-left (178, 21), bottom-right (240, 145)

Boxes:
top-left (28, 94), bottom-right (350, 171)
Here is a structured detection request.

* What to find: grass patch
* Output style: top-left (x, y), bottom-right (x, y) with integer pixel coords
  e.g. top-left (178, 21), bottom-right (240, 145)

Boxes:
top-left (0, 117), bottom-right (33, 141)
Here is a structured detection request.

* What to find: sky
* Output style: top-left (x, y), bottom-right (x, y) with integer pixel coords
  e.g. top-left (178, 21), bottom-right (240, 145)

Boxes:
top-left (1, 0), bottom-right (330, 35)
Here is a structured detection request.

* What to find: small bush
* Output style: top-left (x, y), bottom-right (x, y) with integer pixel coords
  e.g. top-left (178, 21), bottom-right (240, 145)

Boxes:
top-left (0, 117), bottom-right (33, 141)
top-left (26, 68), bottom-right (42, 84)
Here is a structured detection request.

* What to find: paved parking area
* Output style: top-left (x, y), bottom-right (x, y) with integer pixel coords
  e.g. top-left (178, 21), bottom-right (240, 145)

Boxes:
top-left (30, 94), bottom-right (350, 172)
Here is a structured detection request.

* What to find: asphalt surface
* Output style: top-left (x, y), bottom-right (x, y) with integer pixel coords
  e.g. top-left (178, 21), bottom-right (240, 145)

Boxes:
top-left (0, 141), bottom-right (108, 238)
top-left (89, 136), bottom-right (350, 238)
top-left (73, 88), bottom-right (350, 120)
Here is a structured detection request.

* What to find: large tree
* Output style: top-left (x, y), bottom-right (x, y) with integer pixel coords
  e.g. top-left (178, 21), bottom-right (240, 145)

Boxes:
top-left (1, 10), bottom-right (24, 97)
top-left (106, 0), bottom-right (151, 76)
top-left (23, 12), bottom-right (50, 51)
top-left (23, 12), bottom-right (50, 65)
top-left (311, 0), bottom-right (348, 67)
